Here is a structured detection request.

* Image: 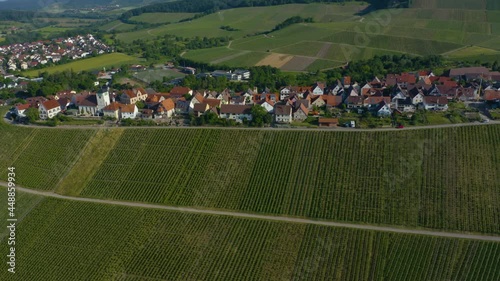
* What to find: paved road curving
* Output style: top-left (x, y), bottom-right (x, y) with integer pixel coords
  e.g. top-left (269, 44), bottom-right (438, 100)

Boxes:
top-left (2, 182), bottom-right (499, 242)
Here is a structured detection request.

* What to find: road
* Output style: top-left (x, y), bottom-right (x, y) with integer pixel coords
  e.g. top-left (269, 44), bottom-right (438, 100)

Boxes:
top-left (2, 182), bottom-right (499, 242)
top-left (4, 116), bottom-right (499, 132)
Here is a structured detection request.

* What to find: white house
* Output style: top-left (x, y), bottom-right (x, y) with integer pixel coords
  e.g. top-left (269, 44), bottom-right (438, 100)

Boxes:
top-left (274, 104), bottom-right (292, 123)
top-left (412, 93), bottom-right (425, 105)
top-left (39, 100), bottom-right (61, 120)
top-left (257, 99), bottom-right (275, 113)
top-left (423, 96), bottom-right (448, 111)
top-left (14, 103), bottom-right (30, 117)
top-left (312, 82), bottom-right (325, 95)
top-left (102, 102), bottom-right (121, 119)
top-left (293, 104), bottom-right (309, 121)
top-left (120, 104), bottom-right (138, 119)
top-left (374, 101), bottom-right (391, 117)
top-left (219, 104), bottom-right (252, 123)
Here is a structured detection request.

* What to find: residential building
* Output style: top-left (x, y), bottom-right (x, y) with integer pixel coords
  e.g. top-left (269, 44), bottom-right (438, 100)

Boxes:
top-left (274, 104), bottom-right (292, 123)
top-left (219, 104), bottom-right (252, 122)
top-left (39, 99), bottom-right (61, 120)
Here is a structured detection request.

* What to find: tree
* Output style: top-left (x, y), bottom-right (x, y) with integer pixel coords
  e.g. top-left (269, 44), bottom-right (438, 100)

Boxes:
top-left (24, 107), bottom-right (39, 123)
top-left (136, 100), bottom-right (146, 109)
top-left (250, 105), bottom-right (271, 127)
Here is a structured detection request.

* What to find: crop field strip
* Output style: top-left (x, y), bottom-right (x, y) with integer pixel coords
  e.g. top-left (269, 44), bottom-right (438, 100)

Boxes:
top-left (68, 125), bottom-right (500, 234)
top-left (0, 190), bottom-right (499, 281)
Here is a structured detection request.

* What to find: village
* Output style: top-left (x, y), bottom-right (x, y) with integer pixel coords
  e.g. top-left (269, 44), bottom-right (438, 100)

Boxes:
top-left (5, 66), bottom-right (500, 128)
top-left (0, 34), bottom-right (112, 72)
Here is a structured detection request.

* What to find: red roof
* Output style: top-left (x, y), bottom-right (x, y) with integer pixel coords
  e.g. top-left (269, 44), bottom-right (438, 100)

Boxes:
top-left (41, 99), bottom-right (60, 111)
top-left (16, 103), bottom-right (30, 111)
top-left (170, 86), bottom-right (191, 96)
top-left (484, 90), bottom-right (500, 101)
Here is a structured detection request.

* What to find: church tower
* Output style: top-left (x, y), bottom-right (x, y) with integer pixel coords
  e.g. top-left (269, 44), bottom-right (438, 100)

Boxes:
top-left (97, 87), bottom-right (110, 111)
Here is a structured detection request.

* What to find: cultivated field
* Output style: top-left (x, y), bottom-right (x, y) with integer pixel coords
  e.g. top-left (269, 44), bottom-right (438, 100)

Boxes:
top-left (35, 125), bottom-right (497, 234)
top-left (0, 191), bottom-right (498, 281)
top-left (120, 2), bottom-right (500, 71)
top-left (0, 120), bottom-right (96, 189)
top-left (1, 110), bottom-right (498, 234)
top-left (23, 53), bottom-right (142, 77)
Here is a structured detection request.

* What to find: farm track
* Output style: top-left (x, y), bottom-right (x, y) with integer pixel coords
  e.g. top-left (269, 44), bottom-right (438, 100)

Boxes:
top-left (211, 50), bottom-right (250, 64)
top-left (5, 117), bottom-right (500, 131)
top-left (316, 42), bottom-right (332, 58)
top-left (105, 22), bottom-right (124, 32)
top-left (2, 182), bottom-right (500, 242)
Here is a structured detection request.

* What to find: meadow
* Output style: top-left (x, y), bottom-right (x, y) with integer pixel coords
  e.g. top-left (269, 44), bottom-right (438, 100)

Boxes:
top-left (0, 191), bottom-right (498, 281)
top-left (23, 53), bottom-right (142, 77)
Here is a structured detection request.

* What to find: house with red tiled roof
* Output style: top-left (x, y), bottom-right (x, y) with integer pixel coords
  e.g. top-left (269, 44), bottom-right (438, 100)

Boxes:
top-left (155, 98), bottom-right (175, 118)
top-left (39, 99), bottom-right (61, 119)
top-left (192, 103), bottom-right (210, 117)
top-left (15, 103), bottom-right (30, 117)
top-left (323, 95), bottom-right (343, 109)
top-left (484, 90), bottom-right (500, 102)
top-left (102, 102), bottom-right (122, 119)
top-left (170, 86), bottom-right (193, 98)
top-left (120, 88), bottom-right (148, 104)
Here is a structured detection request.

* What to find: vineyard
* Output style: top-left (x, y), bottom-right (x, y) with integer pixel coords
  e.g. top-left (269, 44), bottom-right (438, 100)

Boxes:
top-left (0, 192), bottom-right (498, 281)
top-left (0, 117), bottom-right (96, 190)
top-left (74, 125), bottom-right (500, 234)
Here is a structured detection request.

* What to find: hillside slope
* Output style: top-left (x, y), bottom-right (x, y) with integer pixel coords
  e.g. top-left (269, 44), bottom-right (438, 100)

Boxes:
top-left (161, 2), bottom-right (500, 71)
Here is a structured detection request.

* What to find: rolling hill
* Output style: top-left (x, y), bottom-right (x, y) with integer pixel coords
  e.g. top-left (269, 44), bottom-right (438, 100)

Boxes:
top-left (111, 1), bottom-right (500, 71)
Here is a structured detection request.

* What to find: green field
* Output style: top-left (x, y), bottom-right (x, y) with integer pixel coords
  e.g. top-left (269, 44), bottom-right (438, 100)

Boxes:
top-left (99, 20), bottom-right (136, 32)
top-left (0, 190), bottom-right (499, 281)
top-left (446, 46), bottom-right (500, 58)
top-left (23, 53), bottom-right (142, 77)
top-left (130, 12), bottom-right (196, 24)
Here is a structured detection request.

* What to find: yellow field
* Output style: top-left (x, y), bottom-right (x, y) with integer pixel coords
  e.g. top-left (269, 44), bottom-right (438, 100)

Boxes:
top-left (256, 53), bottom-right (294, 68)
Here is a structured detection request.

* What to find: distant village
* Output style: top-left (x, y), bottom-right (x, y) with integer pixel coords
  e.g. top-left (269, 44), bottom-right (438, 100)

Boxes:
top-left (0, 34), bottom-right (112, 72)
top-left (4, 66), bottom-right (500, 127)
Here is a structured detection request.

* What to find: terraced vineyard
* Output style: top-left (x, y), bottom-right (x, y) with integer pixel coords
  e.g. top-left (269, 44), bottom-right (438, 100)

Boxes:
top-left (68, 125), bottom-right (500, 234)
top-left (0, 191), bottom-right (498, 281)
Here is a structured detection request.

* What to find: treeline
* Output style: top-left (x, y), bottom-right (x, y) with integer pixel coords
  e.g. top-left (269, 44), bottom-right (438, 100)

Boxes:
top-left (25, 71), bottom-right (97, 97)
top-left (0, 10), bottom-right (107, 22)
top-left (116, 35), bottom-right (230, 61)
top-left (268, 16), bottom-right (313, 33)
top-left (178, 54), bottom-right (443, 91)
top-left (120, 0), bottom-right (408, 21)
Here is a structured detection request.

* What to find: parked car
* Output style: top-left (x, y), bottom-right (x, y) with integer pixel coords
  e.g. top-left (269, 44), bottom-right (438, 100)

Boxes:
top-left (396, 124), bottom-right (404, 129)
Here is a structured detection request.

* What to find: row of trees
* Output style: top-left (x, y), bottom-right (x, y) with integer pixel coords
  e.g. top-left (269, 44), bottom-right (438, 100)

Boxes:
top-left (115, 35), bottom-right (230, 61)
top-left (26, 71), bottom-right (98, 97)
top-left (177, 54), bottom-right (446, 93)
